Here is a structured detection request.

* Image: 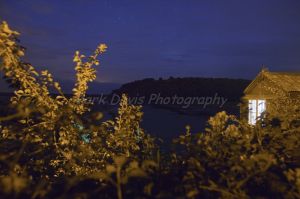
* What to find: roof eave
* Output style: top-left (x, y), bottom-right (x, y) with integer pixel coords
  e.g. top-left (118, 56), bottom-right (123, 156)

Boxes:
top-left (243, 71), bottom-right (265, 94)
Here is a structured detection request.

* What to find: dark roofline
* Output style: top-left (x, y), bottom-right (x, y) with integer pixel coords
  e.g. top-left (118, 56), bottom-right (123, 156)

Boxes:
top-left (243, 69), bottom-right (265, 94)
top-left (243, 69), bottom-right (300, 94)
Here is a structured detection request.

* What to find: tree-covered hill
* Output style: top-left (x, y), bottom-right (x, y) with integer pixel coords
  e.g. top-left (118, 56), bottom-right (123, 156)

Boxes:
top-left (113, 77), bottom-right (251, 101)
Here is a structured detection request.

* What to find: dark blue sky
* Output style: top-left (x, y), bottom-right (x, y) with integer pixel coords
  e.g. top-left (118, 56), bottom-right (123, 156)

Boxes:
top-left (1, 0), bottom-right (300, 83)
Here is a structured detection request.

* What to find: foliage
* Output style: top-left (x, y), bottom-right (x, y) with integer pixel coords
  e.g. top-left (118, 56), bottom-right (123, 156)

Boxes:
top-left (0, 21), bottom-right (156, 198)
top-left (0, 21), bottom-right (299, 199)
top-left (172, 111), bottom-right (300, 198)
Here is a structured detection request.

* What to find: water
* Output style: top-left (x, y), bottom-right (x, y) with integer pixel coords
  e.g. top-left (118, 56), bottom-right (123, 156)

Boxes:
top-left (141, 106), bottom-right (208, 141)
top-left (94, 104), bottom-right (210, 142)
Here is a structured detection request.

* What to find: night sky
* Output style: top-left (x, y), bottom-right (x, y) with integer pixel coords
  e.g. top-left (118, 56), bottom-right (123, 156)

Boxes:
top-left (1, 0), bottom-right (300, 84)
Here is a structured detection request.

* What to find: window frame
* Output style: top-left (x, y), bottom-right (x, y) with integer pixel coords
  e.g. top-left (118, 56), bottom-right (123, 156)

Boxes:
top-left (248, 99), bottom-right (266, 125)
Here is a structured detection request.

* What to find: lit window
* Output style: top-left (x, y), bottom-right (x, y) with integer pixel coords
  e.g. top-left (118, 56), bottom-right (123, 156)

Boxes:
top-left (248, 99), bottom-right (266, 125)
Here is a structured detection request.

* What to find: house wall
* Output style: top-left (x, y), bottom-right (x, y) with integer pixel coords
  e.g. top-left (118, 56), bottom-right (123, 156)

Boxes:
top-left (239, 101), bottom-right (248, 122)
top-left (240, 97), bottom-right (278, 122)
top-left (241, 70), bottom-right (300, 124)
top-left (240, 78), bottom-right (281, 121)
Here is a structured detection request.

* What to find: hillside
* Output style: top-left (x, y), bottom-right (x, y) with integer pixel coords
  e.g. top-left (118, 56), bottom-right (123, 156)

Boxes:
top-left (113, 77), bottom-right (250, 101)
top-left (112, 77), bottom-right (251, 116)
top-left (114, 77), bottom-right (250, 101)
